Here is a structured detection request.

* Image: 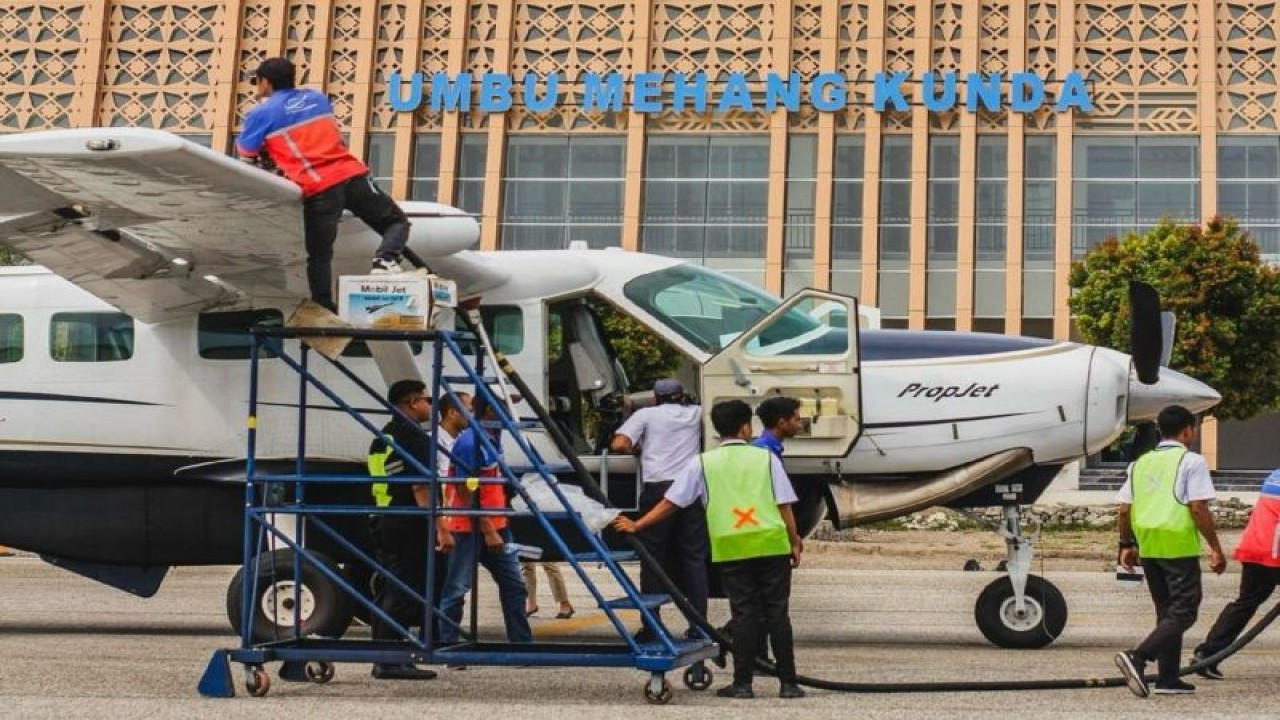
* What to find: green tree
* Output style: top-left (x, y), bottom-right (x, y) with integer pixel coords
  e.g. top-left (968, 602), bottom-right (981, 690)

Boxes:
top-left (1068, 217), bottom-right (1280, 420)
top-left (592, 300), bottom-right (684, 391)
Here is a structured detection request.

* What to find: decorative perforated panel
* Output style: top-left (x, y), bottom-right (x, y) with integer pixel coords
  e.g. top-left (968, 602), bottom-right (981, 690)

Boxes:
top-left (882, 0), bottom-right (915, 131)
top-left (835, 1), bottom-right (870, 131)
top-left (1025, 1), bottom-right (1058, 131)
top-left (0, 2), bottom-right (86, 129)
top-left (1217, 2), bottom-right (1280, 131)
top-left (98, 4), bottom-right (228, 130)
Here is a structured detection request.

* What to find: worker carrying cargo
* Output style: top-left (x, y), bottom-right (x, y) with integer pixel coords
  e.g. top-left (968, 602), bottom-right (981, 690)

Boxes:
top-left (614, 399), bottom-right (806, 700)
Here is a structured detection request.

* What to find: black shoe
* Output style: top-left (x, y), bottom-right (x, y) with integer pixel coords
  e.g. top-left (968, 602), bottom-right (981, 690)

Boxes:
top-left (371, 663), bottom-right (437, 680)
top-left (1152, 680), bottom-right (1196, 695)
top-left (715, 683), bottom-right (754, 699)
top-left (1114, 650), bottom-right (1149, 698)
top-left (634, 627), bottom-right (657, 644)
top-left (779, 682), bottom-right (806, 699)
top-left (1192, 651), bottom-right (1225, 680)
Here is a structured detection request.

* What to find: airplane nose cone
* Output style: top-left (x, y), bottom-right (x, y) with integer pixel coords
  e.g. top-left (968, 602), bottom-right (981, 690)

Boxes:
top-left (1127, 367), bottom-right (1222, 422)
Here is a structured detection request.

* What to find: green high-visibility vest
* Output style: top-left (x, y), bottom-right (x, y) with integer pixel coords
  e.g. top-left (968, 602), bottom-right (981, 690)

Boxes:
top-left (701, 443), bottom-right (791, 563)
top-left (368, 436), bottom-right (394, 508)
top-left (1129, 445), bottom-right (1201, 559)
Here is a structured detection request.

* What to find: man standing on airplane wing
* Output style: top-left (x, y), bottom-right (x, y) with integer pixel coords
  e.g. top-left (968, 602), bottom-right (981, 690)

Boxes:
top-left (235, 57), bottom-right (413, 310)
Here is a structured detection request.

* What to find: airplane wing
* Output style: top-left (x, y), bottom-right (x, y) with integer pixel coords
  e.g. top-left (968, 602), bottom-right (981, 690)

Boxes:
top-left (0, 128), bottom-right (309, 323)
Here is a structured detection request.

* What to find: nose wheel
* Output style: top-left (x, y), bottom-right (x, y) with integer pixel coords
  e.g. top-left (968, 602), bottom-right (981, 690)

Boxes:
top-left (971, 505), bottom-right (1068, 648)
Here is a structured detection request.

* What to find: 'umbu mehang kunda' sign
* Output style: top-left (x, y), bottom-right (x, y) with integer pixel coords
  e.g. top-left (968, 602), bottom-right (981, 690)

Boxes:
top-left (386, 71), bottom-right (1093, 114)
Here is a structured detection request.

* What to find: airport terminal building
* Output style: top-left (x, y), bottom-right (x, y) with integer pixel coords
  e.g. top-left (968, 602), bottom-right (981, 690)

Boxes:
top-left (2, 0), bottom-right (1278, 468)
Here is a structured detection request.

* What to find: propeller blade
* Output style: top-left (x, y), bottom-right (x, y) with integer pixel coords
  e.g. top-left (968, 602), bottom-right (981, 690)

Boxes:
top-left (1129, 281), bottom-right (1162, 385)
top-left (1160, 311), bottom-right (1176, 368)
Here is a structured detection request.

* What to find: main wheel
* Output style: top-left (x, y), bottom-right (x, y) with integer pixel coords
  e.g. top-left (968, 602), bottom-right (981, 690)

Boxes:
top-left (227, 549), bottom-right (355, 644)
top-left (974, 574), bottom-right (1068, 649)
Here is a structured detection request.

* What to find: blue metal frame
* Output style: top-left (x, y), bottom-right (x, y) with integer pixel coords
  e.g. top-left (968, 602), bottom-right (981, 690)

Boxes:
top-left (198, 325), bottom-right (716, 699)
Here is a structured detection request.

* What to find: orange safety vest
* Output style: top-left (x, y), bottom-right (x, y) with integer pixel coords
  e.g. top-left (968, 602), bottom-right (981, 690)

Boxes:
top-left (1234, 494), bottom-right (1280, 568)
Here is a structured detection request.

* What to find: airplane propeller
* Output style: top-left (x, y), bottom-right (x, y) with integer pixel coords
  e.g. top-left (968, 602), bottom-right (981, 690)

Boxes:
top-left (1128, 280), bottom-right (1162, 385)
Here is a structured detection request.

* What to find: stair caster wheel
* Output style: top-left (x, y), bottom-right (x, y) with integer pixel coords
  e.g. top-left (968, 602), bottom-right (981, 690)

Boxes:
top-left (245, 666), bottom-right (271, 697)
top-left (305, 661), bottom-right (334, 684)
top-left (643, 674), bottom-right (673, 705)
top-left (683, 662), bottom-right (713, 691)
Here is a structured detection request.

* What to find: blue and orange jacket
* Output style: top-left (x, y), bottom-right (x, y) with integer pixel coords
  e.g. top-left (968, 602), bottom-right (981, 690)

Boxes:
top-left (1235, 470), bottom-right (1280, 568)
top-left (236, 88), bottom-right (367, 196)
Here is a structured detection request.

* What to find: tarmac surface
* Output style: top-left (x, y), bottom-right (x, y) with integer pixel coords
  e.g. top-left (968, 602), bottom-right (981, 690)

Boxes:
top-left (0, 550), bottom-right (1277, 719)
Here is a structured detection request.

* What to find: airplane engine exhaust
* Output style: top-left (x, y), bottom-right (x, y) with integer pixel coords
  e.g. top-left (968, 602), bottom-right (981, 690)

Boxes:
top-left (829, 448), bottom-right (1034, 526)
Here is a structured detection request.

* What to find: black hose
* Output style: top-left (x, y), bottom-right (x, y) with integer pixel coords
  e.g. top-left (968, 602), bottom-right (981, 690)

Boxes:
top-left (468, 316), bottom-right (1279, 693)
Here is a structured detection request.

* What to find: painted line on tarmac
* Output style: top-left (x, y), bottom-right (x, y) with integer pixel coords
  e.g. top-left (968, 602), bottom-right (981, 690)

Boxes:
top-left (532, 610), bottom-right (637, 639)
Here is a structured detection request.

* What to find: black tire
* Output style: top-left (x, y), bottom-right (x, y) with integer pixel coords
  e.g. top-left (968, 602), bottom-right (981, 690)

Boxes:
top-left (974, 574), bottom-right (1067, 649)
top-left (227, 549), bottom-right (354, 643)
top-left (343, 562), bottom-right (376, 626)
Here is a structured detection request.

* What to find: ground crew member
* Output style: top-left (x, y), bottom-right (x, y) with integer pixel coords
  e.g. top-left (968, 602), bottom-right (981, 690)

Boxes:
top-left (235, 57), bottom-right (413, 310)
top-left (367, 379), bottom-right (453, 681)
top-left (1192, 467), bottom-right (1280, 679)
top-left (438, 395), bottom-right (532, 655)
top-left (609, 378), bottom-right (706, 636)
top-left (753, 396), bottom-right (804, 457)
top-left (1113, 405), bottom-right (1225, 698)
top-left (615, 399), bottom-right (805, 700)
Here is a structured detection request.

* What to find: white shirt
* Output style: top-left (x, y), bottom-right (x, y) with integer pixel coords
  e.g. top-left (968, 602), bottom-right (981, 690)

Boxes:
top-left (1115, 441), bottom-right (1216, 504)
top-left (664, 440), bottom-right (798, 509)
top-left (614, 403), bottom-right (703, 483)
top-left (437, 428), bottom-right (457, 476)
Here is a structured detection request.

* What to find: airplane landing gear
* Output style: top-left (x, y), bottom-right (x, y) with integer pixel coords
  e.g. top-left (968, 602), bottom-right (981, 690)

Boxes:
top-left (973, 505), bottom-right (1068, 649)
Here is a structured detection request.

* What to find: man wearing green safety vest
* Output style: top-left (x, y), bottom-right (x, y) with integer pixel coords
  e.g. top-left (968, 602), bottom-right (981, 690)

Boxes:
top-left (615, 399), bottom-right (805, 700)
top-left (1113, 405), bottom-right (1226, 698)
top-left (366, 379), bottom-right (454, 681)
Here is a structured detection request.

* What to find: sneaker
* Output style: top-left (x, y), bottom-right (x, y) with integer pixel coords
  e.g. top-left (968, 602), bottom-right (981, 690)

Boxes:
top-left (715, 683), bottom-right (754, 699)
top-left (1152, 680), bottom-right (1196, 695)
top-left (1192, 651), bottom-right (1225, 680)
top-left (370, 255), bottom-right (403, 274)
top-left (1114, 650), bottom-right (1150, 698)
top-left (371, 663), bottom-right (437, 680)
top-left (779, 682), bottom-right (806, 699)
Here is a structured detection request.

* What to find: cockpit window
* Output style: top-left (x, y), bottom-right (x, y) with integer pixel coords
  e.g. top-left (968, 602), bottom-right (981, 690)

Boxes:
top-left (624, 264), bottom-right (829, 353)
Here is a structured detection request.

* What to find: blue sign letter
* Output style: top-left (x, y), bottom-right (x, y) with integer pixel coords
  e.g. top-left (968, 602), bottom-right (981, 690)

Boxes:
top-left (583, 72), bottom-right (625, 112)
top-left (480, 73), bottom-right (512, 112)
top-left (965, 73), bottom-right (1002, 112)
top-left (429, 72), bottom-right (471, 112)
top-left (810, 73), bottom-right (846, 112)
top-left (1055, 71), bottom-right (1094, 112)
top-left (717, 72), bottom-right (753, 112)
top-left (671, 73), bottom-right (707, 112)
top-left (873, 72), bottom-right (909, 112)
top-left (523, 73), bottom-right (559, 112)
top-left (632, 72), bottom-right (663, 113)
top-left (921, 72), bottom-right (957, 112)
top-left (764, 72), bottom-right (801, 112)
top-left (387, 71), bottom-right (423, 112)
top-left (1008, 72), bottom-right (1045, 113)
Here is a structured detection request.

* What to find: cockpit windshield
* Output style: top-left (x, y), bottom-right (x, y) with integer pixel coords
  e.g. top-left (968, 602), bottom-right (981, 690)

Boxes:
top-left (623, 264), bottom-right (826, 353)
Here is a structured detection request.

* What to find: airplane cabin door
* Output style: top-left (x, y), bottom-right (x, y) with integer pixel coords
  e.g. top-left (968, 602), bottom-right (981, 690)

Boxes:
top-left (699, 290), bottom-right (862, 457)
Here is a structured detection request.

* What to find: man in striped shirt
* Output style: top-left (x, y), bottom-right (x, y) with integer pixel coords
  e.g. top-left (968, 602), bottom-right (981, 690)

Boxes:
top-left (236, 57), bottom-right (412, 310)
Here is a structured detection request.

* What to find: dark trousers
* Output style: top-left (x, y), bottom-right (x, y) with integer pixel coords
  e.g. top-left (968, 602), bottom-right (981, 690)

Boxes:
top-left (1196, 562), bottom-right (1280, 658)
top-left (368, 515), bottom-right (443, 642)
top-left (303, 172), bottom-right (410, 308)
top-left (720, 554), bottom-right (796, 685)
top-left (637, 481), bottom-right (709, 623)
top-left (1135, 557), bottom-right (1203, 684)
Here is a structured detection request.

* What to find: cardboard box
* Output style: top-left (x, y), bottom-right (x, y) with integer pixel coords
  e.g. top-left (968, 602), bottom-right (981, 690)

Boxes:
top-left (338, 274), bottom-right (431, 330)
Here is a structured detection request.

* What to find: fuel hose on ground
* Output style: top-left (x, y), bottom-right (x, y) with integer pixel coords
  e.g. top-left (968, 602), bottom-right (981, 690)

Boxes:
top-left (459, 309), bottom-right (1279, 693)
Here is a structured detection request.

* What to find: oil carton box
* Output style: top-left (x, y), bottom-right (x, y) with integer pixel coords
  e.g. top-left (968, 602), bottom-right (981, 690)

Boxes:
top-left (338, 273), bottom-right (459, 330)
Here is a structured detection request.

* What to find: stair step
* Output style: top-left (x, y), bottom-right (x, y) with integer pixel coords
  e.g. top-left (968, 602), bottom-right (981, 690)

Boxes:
top-left (601, 594), bottom-right (670, 610)
top-left (570, 550), bottom-right (638, 563)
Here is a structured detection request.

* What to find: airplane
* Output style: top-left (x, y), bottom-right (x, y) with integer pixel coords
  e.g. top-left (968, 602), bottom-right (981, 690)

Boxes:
top-left (0, 128), bottom-right (1220, 650)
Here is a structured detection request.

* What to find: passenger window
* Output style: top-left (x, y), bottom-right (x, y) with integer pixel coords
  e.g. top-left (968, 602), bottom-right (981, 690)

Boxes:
top-left (0, 314), bottom-right (22, 363)
top-left (455, 307), bottom-right (524, 355)
top-left (50, 312), bottom-right (134, 362)
top-left (198, 309), bottom-right (284, 360)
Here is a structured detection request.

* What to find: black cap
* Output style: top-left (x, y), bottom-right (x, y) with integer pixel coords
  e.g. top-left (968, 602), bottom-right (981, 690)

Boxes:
top-left (253, 57), bottom-right (296, 89)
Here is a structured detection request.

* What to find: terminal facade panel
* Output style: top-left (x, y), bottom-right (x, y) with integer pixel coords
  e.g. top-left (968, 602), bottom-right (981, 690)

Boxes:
top-left (2, 0), bottom-right (1278, 468)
